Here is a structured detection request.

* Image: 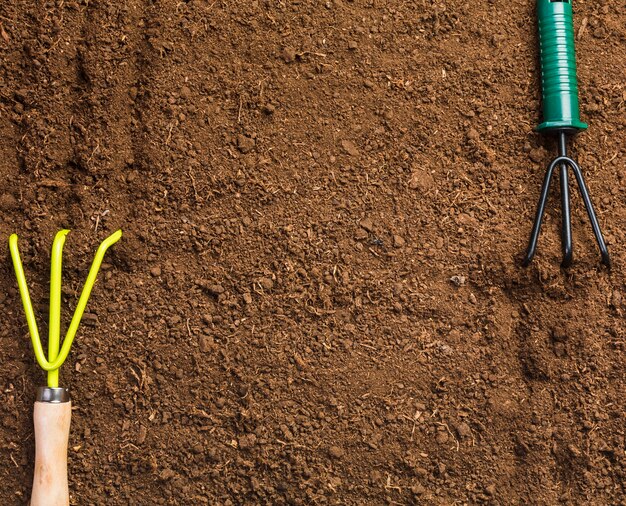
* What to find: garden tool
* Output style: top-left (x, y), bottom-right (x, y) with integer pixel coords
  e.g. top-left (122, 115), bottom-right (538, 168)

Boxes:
top-left (523, 0), bottom-right (610, 268)
top-left (9, 229), bottom-right (121, 506)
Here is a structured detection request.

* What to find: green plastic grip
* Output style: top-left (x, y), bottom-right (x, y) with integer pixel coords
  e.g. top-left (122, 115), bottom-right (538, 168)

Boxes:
top-left (536, 0), bottom-right (587, 132)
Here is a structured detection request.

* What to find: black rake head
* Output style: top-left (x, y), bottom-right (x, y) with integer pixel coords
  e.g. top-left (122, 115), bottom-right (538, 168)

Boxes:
top-left (522, 131), bottom-right (610, 269)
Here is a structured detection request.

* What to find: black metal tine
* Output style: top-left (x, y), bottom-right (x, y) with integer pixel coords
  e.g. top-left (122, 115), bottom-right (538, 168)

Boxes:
top-left (557, 132), bottom-right (573, 267)
top-left (522, 157), bottom-right (559, 266)
top-left (559, 162), bottom-right (573, 267)
top-left (568, 160), bottom-right (611, 268)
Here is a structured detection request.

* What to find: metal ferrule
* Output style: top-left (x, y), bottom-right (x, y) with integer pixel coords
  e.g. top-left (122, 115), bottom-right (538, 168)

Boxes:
top-left (36, 387), bottom-right (70, 403)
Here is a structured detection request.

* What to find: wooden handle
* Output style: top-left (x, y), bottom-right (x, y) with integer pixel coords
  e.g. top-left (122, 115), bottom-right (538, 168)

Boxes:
top-left (31, 400), bottom-right (71, 506)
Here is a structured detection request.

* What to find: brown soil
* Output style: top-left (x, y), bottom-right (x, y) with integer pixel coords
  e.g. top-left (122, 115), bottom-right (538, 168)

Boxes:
top-left (1, 0), bottom-right (625, 504)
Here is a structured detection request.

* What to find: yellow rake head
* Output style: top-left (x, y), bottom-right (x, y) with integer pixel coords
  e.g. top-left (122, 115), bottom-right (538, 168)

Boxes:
top-left (9, 230), bottom-right (122, 387)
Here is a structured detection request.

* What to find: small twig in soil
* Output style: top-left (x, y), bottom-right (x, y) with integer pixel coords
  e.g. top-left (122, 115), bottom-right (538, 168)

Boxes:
top-left (410, 409), bottom-right (422, 440)
top-left (436, 421), bottom-right (460, 451)
top-left (188, 167), bottom-right (201, 202)
top-left (356, 342), bottom-right (377, 350)
top-left (85, 141), bottom-right (101, 165)
top-left (275, 439), bottom-right (310, 450)
top-left (186, 318), bottom-right (193, 338)
top-left (91, 209), bottom-right (110, 233)
top-left (384, 474), bottom-right (402, 492)
top-left (603, 151), bottom-right (618, 165)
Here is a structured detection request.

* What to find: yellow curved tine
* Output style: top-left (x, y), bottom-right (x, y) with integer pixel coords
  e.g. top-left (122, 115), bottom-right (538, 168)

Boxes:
top-left (48, 230), bottom-right (70, 388)
top-left (8, 234), bottom-right (49, 370)
top-left (51, 229), bottom-right (122, 373)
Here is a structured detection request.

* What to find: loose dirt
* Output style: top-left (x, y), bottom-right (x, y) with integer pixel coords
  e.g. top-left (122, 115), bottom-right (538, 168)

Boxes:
top-left (0, 0), bottom-right (625, 504)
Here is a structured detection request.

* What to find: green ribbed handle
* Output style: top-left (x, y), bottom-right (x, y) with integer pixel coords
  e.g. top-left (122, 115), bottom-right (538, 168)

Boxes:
top-left (536, 0), bottom-right (587, 132)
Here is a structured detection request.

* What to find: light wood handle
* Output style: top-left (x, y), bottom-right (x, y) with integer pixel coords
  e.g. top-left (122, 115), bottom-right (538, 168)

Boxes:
top-left (31, 400), bottom-right (71, 506)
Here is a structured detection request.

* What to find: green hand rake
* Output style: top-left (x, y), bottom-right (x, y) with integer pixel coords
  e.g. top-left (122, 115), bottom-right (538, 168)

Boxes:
top-left (523, 0), bottom-right (610, 267)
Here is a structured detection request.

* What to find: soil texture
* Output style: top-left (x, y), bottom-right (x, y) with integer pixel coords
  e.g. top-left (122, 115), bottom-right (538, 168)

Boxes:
top-left (0, 0), bottom-right (625, 504)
